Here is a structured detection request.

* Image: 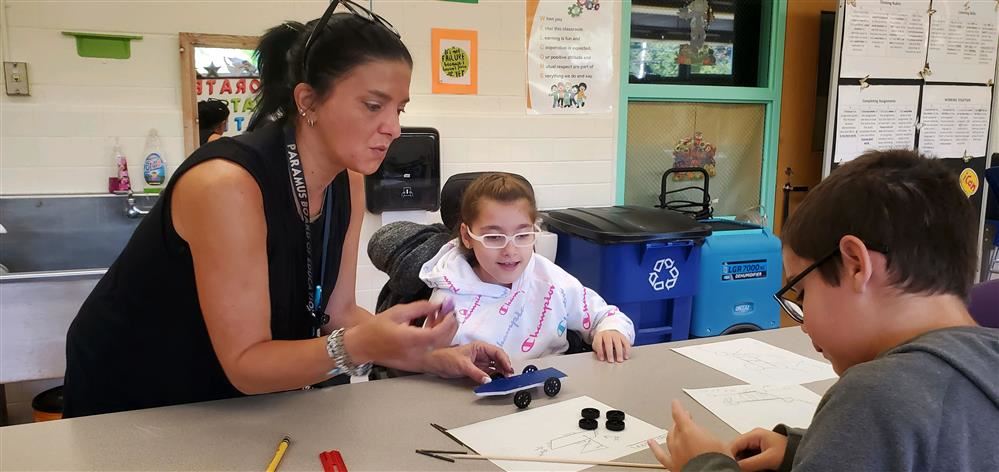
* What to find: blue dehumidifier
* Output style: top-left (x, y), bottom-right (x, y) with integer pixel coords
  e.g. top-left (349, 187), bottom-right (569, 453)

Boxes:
top-left (690, 219), bottom-right (782, 337)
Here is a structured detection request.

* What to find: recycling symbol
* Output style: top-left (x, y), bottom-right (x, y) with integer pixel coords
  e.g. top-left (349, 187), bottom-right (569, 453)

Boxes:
top-left (648, 258), bottom-right (680, 291)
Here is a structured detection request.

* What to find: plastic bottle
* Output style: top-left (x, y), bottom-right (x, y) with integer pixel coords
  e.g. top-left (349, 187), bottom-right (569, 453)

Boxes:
top-left (110, 138), bottom-right (131, 194)
top-left (142, 129), bottom-right (167, 193)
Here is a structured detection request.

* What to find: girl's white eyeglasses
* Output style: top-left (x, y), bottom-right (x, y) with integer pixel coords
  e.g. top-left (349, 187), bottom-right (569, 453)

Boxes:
top-left (466, 227), bottom-right (541, 249)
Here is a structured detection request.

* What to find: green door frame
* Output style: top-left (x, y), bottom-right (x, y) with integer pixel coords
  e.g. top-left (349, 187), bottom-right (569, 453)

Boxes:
top-left (616, 0), bottom-right (788, 228)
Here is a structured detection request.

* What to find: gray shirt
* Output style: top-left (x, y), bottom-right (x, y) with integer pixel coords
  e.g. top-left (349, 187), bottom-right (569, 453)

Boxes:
top-left (685, 326), bottom-right (999, 472)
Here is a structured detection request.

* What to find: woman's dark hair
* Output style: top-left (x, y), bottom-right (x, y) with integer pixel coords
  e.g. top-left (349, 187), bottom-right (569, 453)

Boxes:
top-left (198, 99), bottom-right (229, 128)
top-left (248, 13), bottom-right (412, 131)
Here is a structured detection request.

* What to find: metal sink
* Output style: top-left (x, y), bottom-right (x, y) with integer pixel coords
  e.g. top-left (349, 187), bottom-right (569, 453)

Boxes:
top-left (0, 193), bottom-right (157, 384)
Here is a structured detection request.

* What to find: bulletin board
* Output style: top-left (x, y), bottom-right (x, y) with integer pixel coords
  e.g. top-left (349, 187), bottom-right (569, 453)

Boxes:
top-left (820, 0), bottom-right (999, 279)
top-left (823, 0), bottom-right (998, 172)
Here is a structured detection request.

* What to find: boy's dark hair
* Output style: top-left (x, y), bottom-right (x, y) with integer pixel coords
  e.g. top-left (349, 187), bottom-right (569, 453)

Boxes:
top-left (783, 149), bottom-right (978, 299)
top-left (248, 13), bottom-right (412, 131)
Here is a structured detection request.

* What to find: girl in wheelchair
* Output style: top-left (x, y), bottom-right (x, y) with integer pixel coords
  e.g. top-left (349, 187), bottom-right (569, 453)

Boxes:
top-left (419, 173), bottom-right (634, 363)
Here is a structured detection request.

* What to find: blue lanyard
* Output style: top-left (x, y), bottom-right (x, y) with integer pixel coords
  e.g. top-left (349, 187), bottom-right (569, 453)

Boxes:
top-left (283, 125), bottom-right (331, 335)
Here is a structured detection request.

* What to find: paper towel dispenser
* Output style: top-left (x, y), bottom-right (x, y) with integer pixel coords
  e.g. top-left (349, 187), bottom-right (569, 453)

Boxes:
top-left (364, 127), bottom-right (441, 213)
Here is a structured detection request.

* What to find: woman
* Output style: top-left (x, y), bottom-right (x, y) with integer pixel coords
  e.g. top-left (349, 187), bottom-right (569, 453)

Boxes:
top-left (197, 98), bottom-right (230, 145)
top-left (63, 1), bottom-right (511, 418)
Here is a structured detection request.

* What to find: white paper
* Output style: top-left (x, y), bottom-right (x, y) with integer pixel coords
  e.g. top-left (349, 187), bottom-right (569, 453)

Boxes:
top-left (840, 0), bottom-right (930, 79)
top-left (834, 85), bottom-right (920, 163)
top-left (527, 0), bottom-right (614, 114)
top-left (672, 338), bottom-right (837, 385)
top-left (684, 384), bottom-right (822, 434)
top-left (918, 85), bottom-right (993, 158)
top-left (926, 0), bottom-right (999, 84)
top-left (449, 396), bottom-right (666, 472)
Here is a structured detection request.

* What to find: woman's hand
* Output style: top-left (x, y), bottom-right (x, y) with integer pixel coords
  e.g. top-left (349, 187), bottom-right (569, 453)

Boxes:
top-left (648, 400), bottom-right (730, 471)
top-left (342, 300), bottom-right (457, 367)
top-left (593, 330), bottom-right (631, 363)
top-left (423, 342), bottom-right (514, 384)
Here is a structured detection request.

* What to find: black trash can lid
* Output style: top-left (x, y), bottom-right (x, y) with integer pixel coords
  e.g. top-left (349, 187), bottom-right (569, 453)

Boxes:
top-left (703, 219), bottom-right (763, 232)
top-left (542, 206), bottom-right (712, 243)
top-left (31, 385), bottom-right (64, 414)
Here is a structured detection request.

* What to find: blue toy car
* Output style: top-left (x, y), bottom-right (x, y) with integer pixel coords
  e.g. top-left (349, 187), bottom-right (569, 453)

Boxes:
top-left (473, 365), bottom-right (566, 409)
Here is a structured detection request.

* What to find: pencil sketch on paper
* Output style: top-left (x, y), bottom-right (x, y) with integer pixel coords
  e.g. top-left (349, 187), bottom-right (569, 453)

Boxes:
top-left (449, 396), bottom-right (667, 472)
top-left (672, 338), bottom-right (838, 385)
top-left (684, 384), bottom-right (822, 434)
top-left (533, 430), bottom-right (611, 457)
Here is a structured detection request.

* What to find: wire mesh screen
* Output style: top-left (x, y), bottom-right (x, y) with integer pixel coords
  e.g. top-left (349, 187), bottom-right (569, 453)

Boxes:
top-left (624, 101), bottom-right (765, 218)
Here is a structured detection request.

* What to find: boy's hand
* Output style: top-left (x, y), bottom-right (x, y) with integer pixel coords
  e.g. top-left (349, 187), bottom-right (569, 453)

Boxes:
top-left (730, 428), bottom-right (788, 472)
top-left (593, 330), bottom-right (631, 363)
top-left (648, 400), bottom-right (730, 471)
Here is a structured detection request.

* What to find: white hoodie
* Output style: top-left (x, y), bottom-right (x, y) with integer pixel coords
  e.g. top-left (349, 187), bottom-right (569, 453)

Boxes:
top-left (419, 240), bottom-right (636, 362)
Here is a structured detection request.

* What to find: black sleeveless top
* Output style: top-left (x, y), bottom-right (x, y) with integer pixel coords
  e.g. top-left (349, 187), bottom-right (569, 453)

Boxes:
top-left (63, 123), bottom-right (351, 417)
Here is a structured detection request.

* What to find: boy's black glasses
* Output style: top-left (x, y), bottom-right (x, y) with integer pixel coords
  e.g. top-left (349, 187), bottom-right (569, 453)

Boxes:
top-left (774, 244), bottom-right (888, 324)
top-left (302, 0), bottom-right (401, 78)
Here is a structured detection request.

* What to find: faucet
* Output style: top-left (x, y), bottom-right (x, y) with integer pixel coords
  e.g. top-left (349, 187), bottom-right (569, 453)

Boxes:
top-left (125, 191), bottom-right (151, 219)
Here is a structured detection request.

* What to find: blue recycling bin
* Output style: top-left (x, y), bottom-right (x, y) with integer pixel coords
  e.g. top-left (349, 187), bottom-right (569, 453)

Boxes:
top-left (690, 220), bottom-right (783, 337)
top-left (543, 206), bottom-right (711, 345)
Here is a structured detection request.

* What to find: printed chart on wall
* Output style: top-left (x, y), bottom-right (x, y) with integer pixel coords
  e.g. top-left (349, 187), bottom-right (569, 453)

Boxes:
top-left (839, 0), bottom-right (930, 79)
top-left (833, 84), bottom-right (920, 163)
top-left (195, 47), bottom-right (260, 136)
top-left (925, 0), bottom-right (999, 84)
top-left (918, 85), bottom-right (993, 159)
top-left (526, 0), bottom-right (614, 114)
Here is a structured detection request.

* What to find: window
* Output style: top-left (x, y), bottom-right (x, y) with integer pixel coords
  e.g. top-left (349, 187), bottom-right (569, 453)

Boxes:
top-left (629, 0), bottom-right (763, 86)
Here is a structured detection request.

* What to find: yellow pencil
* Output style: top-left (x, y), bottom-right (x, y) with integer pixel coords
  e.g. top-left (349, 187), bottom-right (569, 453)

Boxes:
top-left (265, 436), bottom-right (291, 472)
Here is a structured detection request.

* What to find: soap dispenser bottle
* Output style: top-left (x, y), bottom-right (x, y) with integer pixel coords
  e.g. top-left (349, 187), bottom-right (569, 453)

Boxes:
top-left (109, 138), bottom-right (132, 194)
top-left (142, 129), bottom-right (167, 193)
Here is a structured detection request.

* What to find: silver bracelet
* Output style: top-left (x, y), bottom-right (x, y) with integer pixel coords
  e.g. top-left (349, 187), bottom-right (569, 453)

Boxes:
top-left (325, 328), bottom-right (372, 377)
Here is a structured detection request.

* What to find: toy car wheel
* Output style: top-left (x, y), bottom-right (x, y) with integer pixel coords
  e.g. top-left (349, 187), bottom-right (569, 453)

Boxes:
top-left (522, 365), bottom-right (538, 374)
top-left (514, 390), bottom-right (532, 409)
top-left (490, 372), bottom-right (506, 381)
top-left (544, 377), bottom-right (561, 397)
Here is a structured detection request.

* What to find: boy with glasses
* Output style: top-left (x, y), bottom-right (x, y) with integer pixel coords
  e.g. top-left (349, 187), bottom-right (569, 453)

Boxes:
top-left (650, 149), bottom-right (999, 471)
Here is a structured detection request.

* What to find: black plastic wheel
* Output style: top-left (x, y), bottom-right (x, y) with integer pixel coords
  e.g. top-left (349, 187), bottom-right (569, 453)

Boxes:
top-left (490, 372), bottom-right (506, 381)
top-left (543, 377), bottom-right (561, 397)
top-left (578, 418), bottom-right (598, 430)
top-left (522, 364), bottom-right (538, 374)
top-left (606, 419), bottom-right (625, 431)
top-left (514, 390), bottom-right (532, 409)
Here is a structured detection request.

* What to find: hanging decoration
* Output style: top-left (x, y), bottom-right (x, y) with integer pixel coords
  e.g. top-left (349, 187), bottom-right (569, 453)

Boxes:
top-left (677, 0), bottom-right (713, 50)
top-left (672, 131), bottom-right (717, 181)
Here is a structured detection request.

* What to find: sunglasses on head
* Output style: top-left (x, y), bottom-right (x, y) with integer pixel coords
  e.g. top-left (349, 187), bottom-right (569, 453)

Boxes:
top-left (302, 0), bottom-right (401, 78)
